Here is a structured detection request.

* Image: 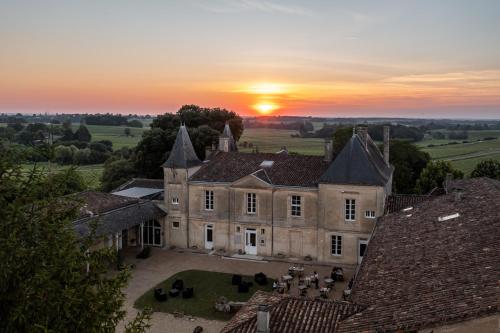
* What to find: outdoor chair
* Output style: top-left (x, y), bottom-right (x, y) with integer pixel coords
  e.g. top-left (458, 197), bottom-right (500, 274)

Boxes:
top-left (154, 288), bottom-right (167, 302)
top-left (238, 282), bottom-right (250, 293)
top-left (232, 274), bottom-right (242, 285)
top-left (172, 279), bottom-right (184, 291)
top-left (136, 246), bottom-right (151, 259)
top-left (254, 272), bottom-right (268, 285)
top-left (169, 289), bottom-right (180, 297)
top-left (182, 287), bottom-right (194, 299)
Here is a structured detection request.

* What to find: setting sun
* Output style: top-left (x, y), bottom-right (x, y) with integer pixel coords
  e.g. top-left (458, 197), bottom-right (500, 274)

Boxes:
top-left (254, 102), bottom-right (278, 115)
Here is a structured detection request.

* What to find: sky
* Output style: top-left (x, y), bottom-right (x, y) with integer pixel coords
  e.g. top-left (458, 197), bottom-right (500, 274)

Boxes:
top-left (1, 0), bottom-right (500, 118)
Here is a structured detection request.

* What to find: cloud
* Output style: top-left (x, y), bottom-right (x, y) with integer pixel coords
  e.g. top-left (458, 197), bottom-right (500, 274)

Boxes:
top-left (192, 0), bottom-right (313, 16)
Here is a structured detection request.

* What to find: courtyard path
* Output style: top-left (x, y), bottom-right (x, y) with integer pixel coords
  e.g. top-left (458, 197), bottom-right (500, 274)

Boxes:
top-left (117, 249), bottom-right (352, 333)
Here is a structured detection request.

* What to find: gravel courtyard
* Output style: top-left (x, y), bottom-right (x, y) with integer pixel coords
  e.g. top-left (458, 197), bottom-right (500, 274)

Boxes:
top-left (117, 248), bottom-right (353, 333)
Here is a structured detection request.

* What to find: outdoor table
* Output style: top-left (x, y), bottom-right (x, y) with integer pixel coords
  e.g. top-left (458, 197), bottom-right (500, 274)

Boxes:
top-left (298, 285), bottom-right (307, 290)
top-left (324, 278), bottom-right (334, 287)
top-left (283, 275), bottom-right (293, 282)
top-left (305, 276), bottom-right (311, 287)
top-left (320, 287), bottom-right (330, 298)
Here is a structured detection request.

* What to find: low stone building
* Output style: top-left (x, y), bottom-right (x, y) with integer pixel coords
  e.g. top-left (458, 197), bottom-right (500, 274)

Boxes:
top-left (162, 123), bottom-right (393, 266)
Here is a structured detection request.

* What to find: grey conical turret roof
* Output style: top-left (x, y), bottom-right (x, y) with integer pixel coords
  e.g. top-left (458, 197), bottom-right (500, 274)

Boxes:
top-left (219, 123), bottom-right (238, 151)
top-left (163, 124), bottom-right (201, 169)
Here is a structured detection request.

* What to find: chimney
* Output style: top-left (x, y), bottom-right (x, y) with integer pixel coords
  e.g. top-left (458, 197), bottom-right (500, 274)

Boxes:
top-left (324, 139), bottom-right (333, 162)
top-left (444, 173), bottom-right (453, 193)
top-left (256, 304), bottom-right (270, 333)
top-left (383, 126), bottom-right (390, 165)
top-left (356, 126), bottom-right (368, 148)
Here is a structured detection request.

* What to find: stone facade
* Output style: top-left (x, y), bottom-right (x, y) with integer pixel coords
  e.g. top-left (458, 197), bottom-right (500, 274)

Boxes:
top-left (161, 124), bottom-right (393, 266)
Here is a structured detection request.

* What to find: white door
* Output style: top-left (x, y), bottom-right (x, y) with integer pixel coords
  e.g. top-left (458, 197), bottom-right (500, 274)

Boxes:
top-left (205, 224), bottom-right (214, 250)
top-left (358, 239), bottom-right (368, 264)
top-left (245, 229), bottom-right (257, 255)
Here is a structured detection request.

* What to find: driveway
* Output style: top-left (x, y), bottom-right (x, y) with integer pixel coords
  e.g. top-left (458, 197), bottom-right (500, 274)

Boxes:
top-left (117, 248), bottom-right (353, 333)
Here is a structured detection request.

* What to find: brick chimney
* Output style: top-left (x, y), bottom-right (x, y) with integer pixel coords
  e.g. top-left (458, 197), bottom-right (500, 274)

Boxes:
top-left (256, 304), bottom-right (270, 333)
top-left (324, 139), bottom-right (333, 162)
top-left (383, 125), bottom-right (390, 165)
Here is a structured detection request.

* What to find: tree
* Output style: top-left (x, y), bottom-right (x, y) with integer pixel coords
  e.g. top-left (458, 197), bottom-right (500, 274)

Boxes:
top-left (46, 167), bottom-right (87, 194)
top-left (134, 128), bottom-right (176, 179)
top-left (332, 127), bottom-right (353, 155)
top-left (127, 119), bottom-right (143, 128)
top-left (415, 160), bottom-right (464, 194)
top-left (101, 157), bottom-right (137, 192)
top-left (54, 145), bottom-right (75, 164)
top-left (124, 127), bottom-right (131, 137)
top-left (74, 125), bottom-right (92, 142)
top-left (470, 159), bottom-right (500, 180)
top-left (0, 148), bottom-right (150, 332)
top-left (388, 140), bottom-right (431, 193)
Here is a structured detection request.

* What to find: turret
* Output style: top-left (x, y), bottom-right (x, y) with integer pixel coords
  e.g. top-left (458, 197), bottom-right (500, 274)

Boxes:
top-left (218, 122), bottom-right (237, 152)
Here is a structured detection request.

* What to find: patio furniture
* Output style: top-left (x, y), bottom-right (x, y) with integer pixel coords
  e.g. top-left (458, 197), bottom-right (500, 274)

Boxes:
top-left (169, 288), bottom-right (180, 297)
top-left (298, 285), bottom-right (307, 296)
top-left (282, 275), bottom-right (293, 282)
top-left (331, 266), bottom-right (344, 282)
top-left (238, 282), bottom-right (250, 293)
top-left (154, 288), bottom-right (167, 302)
top-left (136, 246), bottom-right (151, 259)
top-left (172, 279), bottom-right (184, 291)
top-left (305, 276), bottom-right (311, 287)
top-left (324, 278), bottom-right (335, 288)
top-left (232, 274), bottom-right (242, 285)
top-left (182, 287), bottom-right (194, 299)
top-left (254, 272), bottom-right (268, 285)
top-left (320, 287), bottom-right (330, 299)
top-left (343, 289), bottom-right (351, 301)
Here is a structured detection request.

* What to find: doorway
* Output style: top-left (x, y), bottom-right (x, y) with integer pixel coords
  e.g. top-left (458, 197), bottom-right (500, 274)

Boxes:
top-left (205, 224), bottom-right (214, 250)
top-left (358, 239), bottom-right (368, 264)
top-left (245, 228), bottom-right (257, 255)
top-left (143, 220), bottom-right (162, 247)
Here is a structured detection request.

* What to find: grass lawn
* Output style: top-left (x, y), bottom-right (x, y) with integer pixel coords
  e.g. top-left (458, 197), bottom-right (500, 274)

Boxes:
top-left (450, 153), bottom-right (500, 176)
top-left (134, 270), bottom-right (274, 321)
top-left (239, 128), bottom-right (324, 155)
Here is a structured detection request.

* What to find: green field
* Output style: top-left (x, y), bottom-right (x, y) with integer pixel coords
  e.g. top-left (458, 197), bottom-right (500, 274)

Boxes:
top-left (22, 163), bottom-right (104, 190)
top-left (239, 128), bottom-right (324, 155)
top-left (73, 124), bottom-right (148, 149)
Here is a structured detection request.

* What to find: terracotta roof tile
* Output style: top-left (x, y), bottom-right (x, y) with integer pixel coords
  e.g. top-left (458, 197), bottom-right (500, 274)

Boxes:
top-left (339, 178), bottom-right (500, 332)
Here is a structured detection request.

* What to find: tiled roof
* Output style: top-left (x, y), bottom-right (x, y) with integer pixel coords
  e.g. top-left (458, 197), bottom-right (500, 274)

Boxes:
top-left (339, 178), bottom-right (500, 333)
top-left (319, 134), bottom-right (393, 186)
top-left (113, 178), bottom-right (164, 192)
top-left (190, 152), bottom-right (330, 187)
top-left (384, 193), bottom-right (431, 214)
top-left (222, 291), bottom-right (364, 333)
top-left (73, 191), bottom-right (139, 218)
top-left (163, 125), bottom-right (202, 169)
top-left (72, 191), bottom-right (165, 237)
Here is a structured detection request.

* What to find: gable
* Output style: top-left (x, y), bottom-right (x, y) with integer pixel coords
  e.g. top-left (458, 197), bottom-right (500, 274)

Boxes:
top-left (231, 172), bottom-right (273, 189)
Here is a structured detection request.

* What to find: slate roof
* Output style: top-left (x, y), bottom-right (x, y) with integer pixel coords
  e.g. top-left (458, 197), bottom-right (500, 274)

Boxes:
top-left (319, 134), bottom-right (393, 186)
top-left (222, 291), bottom-right (364, 333)
top-left (338, 178), bottom-right (500, 333)
top-left (220, 123), bottom-right (238, 151)
top-left (189, 152), bottom-right (330, 187)
top-left (163, 125), bottom-right (202, 169)
top-left (72, 191), bottom-right (165, 237)
top-left (113, 178), bottom-right (164, 192)
top-left (113, 187), bottom-right (164, 199)
top-left (384, 193), bottom-right (431, 214)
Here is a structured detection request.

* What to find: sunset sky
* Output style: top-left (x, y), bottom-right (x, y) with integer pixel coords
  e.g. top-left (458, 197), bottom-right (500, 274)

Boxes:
top-left (1, 0), bottom-right (500, 118)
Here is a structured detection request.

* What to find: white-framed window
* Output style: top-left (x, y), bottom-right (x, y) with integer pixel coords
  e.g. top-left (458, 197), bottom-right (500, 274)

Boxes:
top-left (172, 221), bottom-right (180, 229)
top-left (171, 196), bottom-right (179, 205)
top-left (365, 210), bottom-right (376, 219)
top-left (345, 199), bottom-right (356, 221)
top-left (331, 235), bottom-right (342, 256)
top-left (205, 190), bottom-right (214, 210)
top-left (291, 195), bottom-right (302, 217)
top-left (247, 193), bottom-right (256, 214)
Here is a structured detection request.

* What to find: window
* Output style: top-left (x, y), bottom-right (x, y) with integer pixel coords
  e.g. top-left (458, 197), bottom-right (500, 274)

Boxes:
top-left (172, 221), bottom-right (180, 229)
top-left (345, 199), bottom-right (356, 221)
top-left (261, 228), bottom-right (265, 235)
top-left (365, 210), bottom-right (376, 219)
top-left (291, 195), bottom-right (302, 217)
top-left (236, 226), bottom-right (241, 233)
top-left (171, 196), bottom-right (179, 205)
top-left (205, 190), bottom-right (214, 210)
top-left (247, 193), bottom-right (256, 214)
top-left (331, 235), bottom-right (342, 256)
